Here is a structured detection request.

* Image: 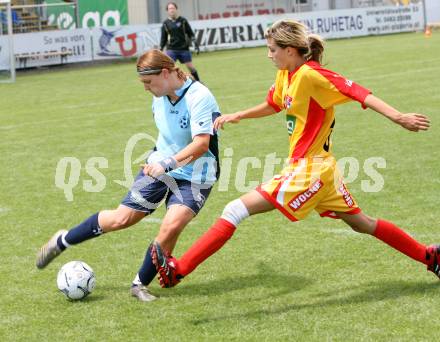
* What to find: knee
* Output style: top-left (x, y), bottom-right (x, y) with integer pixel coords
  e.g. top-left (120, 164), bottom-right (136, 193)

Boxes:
top-left (221, 199), bottom-right (249, 226)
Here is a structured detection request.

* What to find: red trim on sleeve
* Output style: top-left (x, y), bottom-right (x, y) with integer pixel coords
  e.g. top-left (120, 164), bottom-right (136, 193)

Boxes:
top-left (307, 61), bottom-right (371, 109)
top-left (266, 85), bottom-right (282, 113)
top-left (291, 97), bottom-right (326, 160)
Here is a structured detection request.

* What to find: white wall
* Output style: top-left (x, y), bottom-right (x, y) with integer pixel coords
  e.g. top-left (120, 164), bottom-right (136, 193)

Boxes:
top-left (334, 0), bottom-right (353, 9)
top-left (127, 0), bottom-right (147, 25)
top-left (426, 0), bottom-right (440, 24)
top-left (313, 0), bottom-right (330, 11)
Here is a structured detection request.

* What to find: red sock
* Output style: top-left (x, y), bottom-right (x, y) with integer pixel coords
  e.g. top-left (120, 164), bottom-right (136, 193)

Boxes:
top-left (177, 218), bottom-right (236, 276)
top-left (374, 219), bottom-right (427, 264)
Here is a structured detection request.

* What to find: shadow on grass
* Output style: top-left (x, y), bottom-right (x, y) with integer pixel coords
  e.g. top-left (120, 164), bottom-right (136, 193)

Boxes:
top-left (62, 294), bottom-right (107, 303)
top-left (167, 262), bottom-right (313, 298)
top-left (190, 279), bottom-right (440, 325)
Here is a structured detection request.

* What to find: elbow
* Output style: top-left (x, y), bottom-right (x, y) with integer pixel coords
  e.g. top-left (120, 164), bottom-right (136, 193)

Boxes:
top-left (191, 135), bottom-right (210, 160)
top-left (199, 140), bottom-right (210, 154)
top-left (195, 139), bottom-right (210, 156)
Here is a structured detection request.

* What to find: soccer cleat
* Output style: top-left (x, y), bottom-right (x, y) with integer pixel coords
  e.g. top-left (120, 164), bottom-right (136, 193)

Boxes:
top-left (426, 245), bottom-right (440, 278)
top-left (130, 284), bottom-right (157, 302)
top-left (36, 230), bottom-right (67, 269)
top-left (150, 241), bottom-right (182, 288)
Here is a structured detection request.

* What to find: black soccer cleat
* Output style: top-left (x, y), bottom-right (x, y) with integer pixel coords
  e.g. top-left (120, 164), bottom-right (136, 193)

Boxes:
top-left (426, 244), bottom-right (440, 278)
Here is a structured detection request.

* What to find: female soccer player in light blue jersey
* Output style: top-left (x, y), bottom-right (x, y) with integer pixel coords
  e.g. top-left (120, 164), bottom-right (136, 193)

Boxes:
top-left (36, 49), bottom-right (221, 302)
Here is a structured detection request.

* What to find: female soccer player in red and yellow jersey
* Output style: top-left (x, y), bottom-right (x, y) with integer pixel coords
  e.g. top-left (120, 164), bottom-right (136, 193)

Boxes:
top-left (151, 19), bottom-right (435, 288)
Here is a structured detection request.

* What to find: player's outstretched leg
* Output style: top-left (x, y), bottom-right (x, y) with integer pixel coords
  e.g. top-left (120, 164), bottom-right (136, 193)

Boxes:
top-left (36, 212), bottom-right (103, 269)
top-left (151, 241), bottom-right (181, 288)
top-left (339, 213), bottom-right (440, 279)
top-left (36, 230), bottom-right (67, 269)
top-left (426, 245), bottom-right (440, 278)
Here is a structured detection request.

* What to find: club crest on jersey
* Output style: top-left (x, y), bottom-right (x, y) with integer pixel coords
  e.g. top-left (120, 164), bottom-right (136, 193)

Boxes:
top-left (179, 116), bottom-right (189, 128)
top-left (284, 95), bottom-right (293, 109)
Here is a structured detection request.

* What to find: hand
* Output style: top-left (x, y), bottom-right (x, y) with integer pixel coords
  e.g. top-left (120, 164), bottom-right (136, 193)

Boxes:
top-left (214, 113), bottom-right (242, 130)
top-left (397, 113), bottom-right (430, 132)
top-left (142, 163), bottom-right (165, 178)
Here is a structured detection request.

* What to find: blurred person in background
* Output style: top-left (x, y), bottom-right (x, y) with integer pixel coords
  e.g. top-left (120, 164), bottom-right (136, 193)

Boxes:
top-left (160, 1), bottom-right (201, 81)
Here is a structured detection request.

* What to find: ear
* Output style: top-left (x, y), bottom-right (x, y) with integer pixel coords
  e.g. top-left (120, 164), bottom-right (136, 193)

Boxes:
top-left (161, 68), bottom-right (170, 78)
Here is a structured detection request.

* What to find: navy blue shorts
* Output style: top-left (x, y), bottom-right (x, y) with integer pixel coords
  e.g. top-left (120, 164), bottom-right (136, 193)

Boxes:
top-left (166, 50), bottom-right (192, 64)
top-left (121, 169), bottom-right (212, 215)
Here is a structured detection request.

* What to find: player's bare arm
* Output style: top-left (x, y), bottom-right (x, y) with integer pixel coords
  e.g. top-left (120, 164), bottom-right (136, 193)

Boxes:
top-left (364, 94), bottom-right (430, 132)
top-left (214, 101), bottom-right (277, 130)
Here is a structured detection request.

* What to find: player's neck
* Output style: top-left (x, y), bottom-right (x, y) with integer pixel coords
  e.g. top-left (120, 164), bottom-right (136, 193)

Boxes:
top-left (288, 57), bottom-right (306, 72)
top-left (167, 77), bottom-right (186, 101)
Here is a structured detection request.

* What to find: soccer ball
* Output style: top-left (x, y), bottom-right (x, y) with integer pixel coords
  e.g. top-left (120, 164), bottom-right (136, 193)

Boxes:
top-left (57, 261), bottom-right (96, 300)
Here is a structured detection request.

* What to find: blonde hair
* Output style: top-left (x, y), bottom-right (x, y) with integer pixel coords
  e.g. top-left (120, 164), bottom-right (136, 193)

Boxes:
top-left (136, 49), bottom-right (186, 80)
top-left (265, 19), bottom-right (324, 64)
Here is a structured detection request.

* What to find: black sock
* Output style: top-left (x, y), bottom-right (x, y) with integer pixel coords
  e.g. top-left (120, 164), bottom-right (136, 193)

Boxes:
top-left (190, 69), bottom-right (200, 82)
top-left (137, 243), bottom-right (158, 286)
top-left (57, 212), bottom-right (103, 249)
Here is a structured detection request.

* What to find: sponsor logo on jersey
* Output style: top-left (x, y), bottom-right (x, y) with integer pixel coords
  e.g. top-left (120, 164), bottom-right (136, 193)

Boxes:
top-left (286, 114), bottom-right (296, 136)
top-left (339, 183), bottom-right (354, 207)
top-left (288, 179), bottom-right (323, 211)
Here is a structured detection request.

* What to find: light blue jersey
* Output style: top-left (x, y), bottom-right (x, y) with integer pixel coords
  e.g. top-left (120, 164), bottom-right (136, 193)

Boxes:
top-left (148, 78), bottom-right (220, 185)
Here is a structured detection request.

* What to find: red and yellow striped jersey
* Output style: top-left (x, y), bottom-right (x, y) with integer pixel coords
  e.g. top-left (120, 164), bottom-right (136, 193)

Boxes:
top-left (266, 61), bottom-right (371, 161)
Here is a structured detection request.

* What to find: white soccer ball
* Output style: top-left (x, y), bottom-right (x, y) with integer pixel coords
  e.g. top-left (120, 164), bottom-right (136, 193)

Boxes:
top-left (57, 261), bottom-right (96, 300)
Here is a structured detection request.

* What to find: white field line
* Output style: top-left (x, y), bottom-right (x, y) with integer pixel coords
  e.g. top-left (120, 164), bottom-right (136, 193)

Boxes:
top-left (0, 108), bottom-right (142, 131)
top-left (2, 61), bottom-right (438, 129)
top-left (0, 207), bottom-right (11, 214)
top-left (141, 217), bottom-right (195, 225)
top-left (321, 227), bottom-right (436, 239)
top-left (217, 63), bottom-right (440, 100)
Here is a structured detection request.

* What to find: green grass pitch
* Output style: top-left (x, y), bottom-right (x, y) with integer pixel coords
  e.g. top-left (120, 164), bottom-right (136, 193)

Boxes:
top-left (0, 31), bottom-right (439, 341)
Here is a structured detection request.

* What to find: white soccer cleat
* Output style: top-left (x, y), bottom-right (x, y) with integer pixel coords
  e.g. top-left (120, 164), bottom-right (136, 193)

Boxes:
top-left (36, 230), bottom-right (67, 269)
top-left (130, 284), bottom-right (158, 302)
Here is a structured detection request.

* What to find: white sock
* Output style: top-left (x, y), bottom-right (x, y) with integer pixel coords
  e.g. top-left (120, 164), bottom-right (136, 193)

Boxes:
top-left (61, 231), bottom-right (71, 248)
top-left (132, 273), bottom-right (142, 286)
